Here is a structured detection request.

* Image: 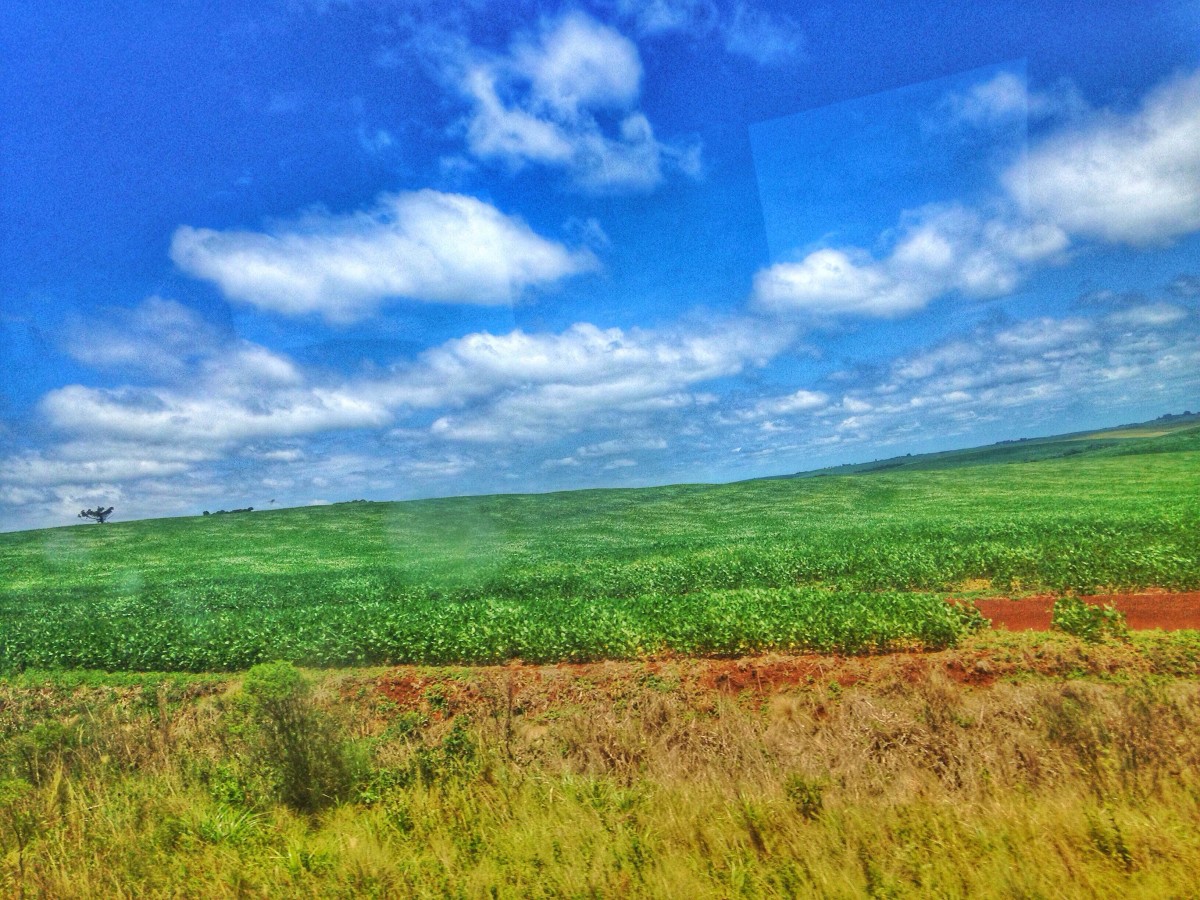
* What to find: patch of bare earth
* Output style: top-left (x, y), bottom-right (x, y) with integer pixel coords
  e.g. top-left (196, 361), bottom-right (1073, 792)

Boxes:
top-left (975, 591), bottom-right (1200, 630)
top-left (355, 631), bottom-right (1198, 725)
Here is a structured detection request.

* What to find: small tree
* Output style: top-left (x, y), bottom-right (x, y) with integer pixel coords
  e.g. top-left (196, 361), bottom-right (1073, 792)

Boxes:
top-left (78, 506), bottom-right (114, 524)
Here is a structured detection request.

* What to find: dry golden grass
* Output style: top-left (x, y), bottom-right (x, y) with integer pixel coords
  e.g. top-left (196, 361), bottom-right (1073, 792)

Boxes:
top-left (4, 631), bottom-right (1200, 897)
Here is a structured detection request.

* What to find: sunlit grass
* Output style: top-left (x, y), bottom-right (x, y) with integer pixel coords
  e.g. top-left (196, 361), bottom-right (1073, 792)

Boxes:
top-left (3, 634), bottom-right (1200, 897)
top-left (1, 445), bottom-right (1197, 671)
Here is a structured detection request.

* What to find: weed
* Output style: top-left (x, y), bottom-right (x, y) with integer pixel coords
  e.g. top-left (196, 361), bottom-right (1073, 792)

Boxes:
top-left (236, 661), bottom-right (356, 812)
top-left (1052, 596), bottom-right (1131, 643)
top-left (783, 773), bottom-right (826, 821)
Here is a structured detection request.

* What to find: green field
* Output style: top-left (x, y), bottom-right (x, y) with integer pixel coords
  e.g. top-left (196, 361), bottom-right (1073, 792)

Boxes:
top-left (2, 424), bottom-right (1197, 673)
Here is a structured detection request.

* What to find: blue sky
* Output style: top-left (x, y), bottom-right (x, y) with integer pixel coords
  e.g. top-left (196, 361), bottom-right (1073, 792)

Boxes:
top-left (2, 0), bottom-right (1199, 531)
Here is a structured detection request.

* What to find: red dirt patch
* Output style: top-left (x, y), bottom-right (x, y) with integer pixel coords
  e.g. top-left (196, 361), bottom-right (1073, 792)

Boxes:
top-left (976, 591), bottom-right (1200, 631)
top-left (346, 634), bottom-right (1199, 728)
top-left (943, 654), bottom-right (999, 687)
top-left (697, 658), bottom-right (831, 694)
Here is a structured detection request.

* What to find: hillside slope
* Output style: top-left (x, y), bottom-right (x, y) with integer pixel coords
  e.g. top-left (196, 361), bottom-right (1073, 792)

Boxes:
top-left (1, 418), bottom-right (1197, 671)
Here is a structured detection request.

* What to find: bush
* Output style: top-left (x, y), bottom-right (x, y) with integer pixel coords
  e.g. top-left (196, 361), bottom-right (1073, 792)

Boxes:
top-left (1051, 596), bottom-right (1130, 643)
top-left (237, 661), bottom-right (356, 812)
top-left (784, 773), bottom-right (826, 821)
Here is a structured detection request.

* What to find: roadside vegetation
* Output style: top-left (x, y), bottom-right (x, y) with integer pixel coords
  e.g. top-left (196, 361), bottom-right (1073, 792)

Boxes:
top-left (3, 632), bottom-right (1200, 898)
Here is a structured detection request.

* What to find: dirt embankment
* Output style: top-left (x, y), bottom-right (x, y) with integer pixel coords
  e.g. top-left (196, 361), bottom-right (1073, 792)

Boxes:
top-left (354, 593), bottom-right (1200, 720)
top-left (975, 591), bottom-right (1200, 631)
top-left (361, 631), bottom-right (1200, 723)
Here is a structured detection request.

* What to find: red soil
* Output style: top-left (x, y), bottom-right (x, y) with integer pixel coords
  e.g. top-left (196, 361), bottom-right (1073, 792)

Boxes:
top-left (976, 591), bottom-right (1200, 631)
top-left (357, 592), bottom-right (1200, 719)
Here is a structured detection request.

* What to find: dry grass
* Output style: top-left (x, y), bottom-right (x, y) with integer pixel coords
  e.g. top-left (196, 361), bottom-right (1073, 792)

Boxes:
top-left (3, 632), bottom-right (1200, 897)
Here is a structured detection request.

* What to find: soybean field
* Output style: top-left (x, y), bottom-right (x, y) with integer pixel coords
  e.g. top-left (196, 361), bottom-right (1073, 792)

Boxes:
top-left (1, 427), bottom-right (1197, 672)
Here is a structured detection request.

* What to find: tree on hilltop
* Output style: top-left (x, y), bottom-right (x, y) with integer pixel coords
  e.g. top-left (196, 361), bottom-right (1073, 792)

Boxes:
top-left (78, 506), bottom-right (114, 524)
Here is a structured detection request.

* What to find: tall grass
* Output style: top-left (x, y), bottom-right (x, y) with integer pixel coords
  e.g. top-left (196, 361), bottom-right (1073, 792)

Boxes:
top-left (3, 633), bottom-right (1200, 897)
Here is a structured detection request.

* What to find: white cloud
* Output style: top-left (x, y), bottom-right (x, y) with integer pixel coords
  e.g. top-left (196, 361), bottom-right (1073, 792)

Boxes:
top-left (542, 436), bottom-right (668, 469)
top-left (576, 437), bottom-right (668, 457)
top-left (455, 12), bottom-right (701, 192)
top-left (603, 457), bottom-right (637, 470)
top-left (893, 341), bottom-right (984, 381)
top-left (418, 317), bottom-right (789, 441)
top-left (758, 69), bottom-right (1200, 321)
top-left (6, 290), bottom-right (1196, 531)
top-left (1104, 302), bottom-right (1190, 328)
top-left (357, 126), bottom-right (396, 155)
top-left (5, 309), bottom-right (793, 527)
top-left (615, 0), bottom-right (718, 36)
top-left (843, 306), bottom-right (1200, 436)
top-left (718, 295), bottom-right (1200, 470)
top-left (724, 3), bottom-right (804, 65)
top-left (754, 205), bottom-right (1067, 317)
top-left (513, 13), bottom-right (642, 117)
top-left (611, 0), bottom-right (802, 67)
top-left (172, 190), bottom-right (596, 322)
top-left (61, 296), bottom-right (230, 377)
top-left (1168, 273), bottom-right (1200, 298)
top-left (41, 341), bottom-right (391, 445)
top-left (734, 388), bottom-right (828, 421)
top-left (396, 454), bottom-right (477, 479)
top-left (257, 448), bottom-right (305, 462)
top-left (944, 70), bottom-right (1086, 127)
top-left (0, 452), bottom-right (195, 487)
top-left (754, 248), bottom-right (924, 317)
top-left (1008, 69), bottom-right (1200, 245)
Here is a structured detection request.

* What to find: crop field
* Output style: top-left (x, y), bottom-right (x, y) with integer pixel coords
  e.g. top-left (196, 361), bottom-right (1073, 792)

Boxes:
top-left (2, 427), bottom-right (1197, 672)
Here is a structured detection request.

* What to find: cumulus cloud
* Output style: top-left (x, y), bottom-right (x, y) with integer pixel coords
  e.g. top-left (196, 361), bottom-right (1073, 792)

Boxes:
top-left (576, 437), bottom-right (668, 457)
top-left (609, 0), bottom-right (802, 65)
top-left (1007, 69), bottom-right (1200, 245)
top-left (853, 305), bottom-right (1198, 429)
top-left (5, 294), bottom-right (1195, 530)
top-left (754, 205), bottom-right (1068, 317)
top-left (0, 446), bottom-right (202, 487)
top-left (172, 190), bottom-right (596, 322)
top-left (455, 12), bottom-right (702, 192)
top-left (3, 309), bottom-right (793, 528)
top-left (757, 68), bottom-right (1200, 321)
top-left (1168, 273), bottom-right (1200, 298)
top-left (541, 436), bottom-right (667, 469)
top-left (40, 343), bottom-right (390, 445)
top-left (420, 317), bottom-right (788, 441)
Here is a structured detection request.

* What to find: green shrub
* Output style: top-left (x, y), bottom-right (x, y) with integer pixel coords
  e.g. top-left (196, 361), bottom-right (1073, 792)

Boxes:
top-left (0, 778), bottom-right (40, 879)
top-left (237, 661), bottom-right (355, 812)
top-left (1051, 596), bottom-right (1130, 644)
top-left (784, 773), bottom-right (826, 821)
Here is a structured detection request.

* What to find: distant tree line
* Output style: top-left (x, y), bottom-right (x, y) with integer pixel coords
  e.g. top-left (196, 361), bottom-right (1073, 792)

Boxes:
top-left (203, 507), bottom-right (254, 516)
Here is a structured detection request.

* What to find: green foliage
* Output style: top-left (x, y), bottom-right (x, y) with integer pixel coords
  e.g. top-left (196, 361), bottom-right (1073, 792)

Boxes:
top-left (0, 776), bottom-right (40, 886)
top-left (0, 447), bottom-right (1196, 671)
top-left (7, 721), bottom-right (83, 786)
top-left (236, 662), bottom-right (355, 812)
top-left (783, 773), bottom-right (826, 821)
top-left (1052, 597), bottom-right (1131, 644)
